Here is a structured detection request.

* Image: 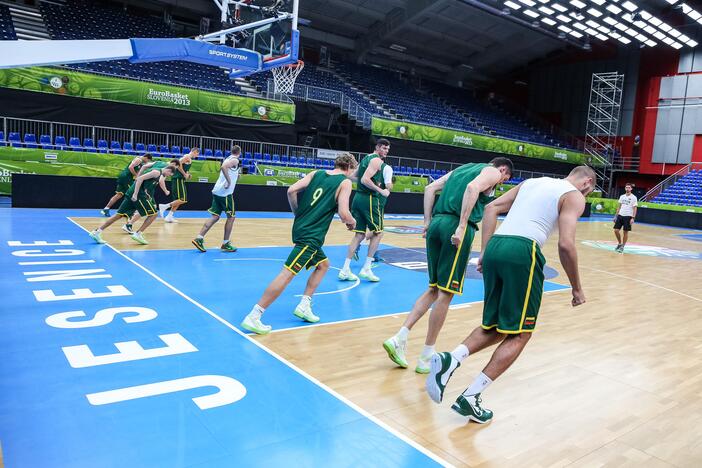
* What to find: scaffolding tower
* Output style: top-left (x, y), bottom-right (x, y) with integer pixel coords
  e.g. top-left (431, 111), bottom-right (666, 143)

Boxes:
top-left (584, 72), bottom-right (625, 196)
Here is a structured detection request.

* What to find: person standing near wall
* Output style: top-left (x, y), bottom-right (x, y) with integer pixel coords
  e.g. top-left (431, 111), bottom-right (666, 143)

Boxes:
top-left (613, 183), bottom-right (637, 253)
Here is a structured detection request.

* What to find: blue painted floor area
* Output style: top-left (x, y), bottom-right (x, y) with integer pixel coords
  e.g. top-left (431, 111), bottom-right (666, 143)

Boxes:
top-left (0, 209), bottom-right (441, 467)
top-left (679, 233), bottom-right (702, 242)
top-left (122, 245), bottom-right (569, 332)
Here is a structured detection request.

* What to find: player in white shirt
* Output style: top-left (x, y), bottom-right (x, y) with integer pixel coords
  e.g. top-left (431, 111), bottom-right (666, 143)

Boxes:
top-left (613, 183), bottom-right (638, 253)
top-left (425, 166), bottom-right (596, 424)
top-left (191, 146), bottom-right (241, 253)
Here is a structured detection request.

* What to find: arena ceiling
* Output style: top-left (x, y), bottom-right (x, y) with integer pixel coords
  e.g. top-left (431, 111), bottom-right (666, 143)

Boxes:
top-left (139, 0), bottom-right (701, 83)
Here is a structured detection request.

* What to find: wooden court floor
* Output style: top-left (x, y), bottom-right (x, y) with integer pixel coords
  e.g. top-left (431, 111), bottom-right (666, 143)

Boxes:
top-left (73, 215), bottom-right (702, 467)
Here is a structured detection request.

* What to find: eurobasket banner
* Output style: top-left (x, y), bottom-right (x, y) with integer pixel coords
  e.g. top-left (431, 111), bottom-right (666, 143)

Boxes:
top-left (371, 117), bottom-right (598, 166)
top-left (0, 66), bottom-right (295, 124)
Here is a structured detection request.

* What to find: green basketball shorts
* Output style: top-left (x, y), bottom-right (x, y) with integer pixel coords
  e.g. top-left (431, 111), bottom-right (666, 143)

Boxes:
top-left (208, 194), bottom-right (235, 218)
top-left (481, 235), bottom-right (546, 334)
top-left (351, 192), bottom-right (384, 233)
top-left (283, 244), bottom-right (328, 275)
top-left (171, 178), bottom-right (187, 202)
top-left (425, 214), bottom-right (476, 295)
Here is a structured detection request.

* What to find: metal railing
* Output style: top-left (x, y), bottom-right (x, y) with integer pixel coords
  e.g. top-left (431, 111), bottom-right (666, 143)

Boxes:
top-left (1, 115), bottom-right (564, 181)
top-left (641, 163), bottom-right (702, 202)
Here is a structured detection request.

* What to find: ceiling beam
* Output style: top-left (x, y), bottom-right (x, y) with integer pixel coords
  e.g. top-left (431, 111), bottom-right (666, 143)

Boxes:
top-left (356, 0), bottom-right (450, 62)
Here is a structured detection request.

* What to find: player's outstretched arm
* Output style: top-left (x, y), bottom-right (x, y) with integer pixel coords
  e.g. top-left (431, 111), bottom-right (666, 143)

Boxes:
top-left (336, 179), bottom-right (356, 230)
top-left (287, 170), bottom-right (315, 213)
top-left (131, 170), bottom-right (157, 200)
top-left (360, 158), bottom-right (389, 197)
top-left (137, 161), bottom-right (156, 176)
top-left (452, 166), bottom-right (503, 246)
top-left (557, 191), bottom-right (587, 307)
top-left (423, 171), bottom-right (450, 234)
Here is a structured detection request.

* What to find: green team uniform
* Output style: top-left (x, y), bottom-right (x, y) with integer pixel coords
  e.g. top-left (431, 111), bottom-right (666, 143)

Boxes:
top-left (480, 235), bottom-right (545, 334)
top-left (171, 161), bottom-right (191, 202)
top-left (351, 154), bottom-right (385, 233)
top-left (117, 161), bottom-right (166, 218)
top-left (115, 158), bottom-right (144, 195)
top-left (426, 163), bottom-right (493, 294)
top-left (284, 170), bottom-right (346, 275)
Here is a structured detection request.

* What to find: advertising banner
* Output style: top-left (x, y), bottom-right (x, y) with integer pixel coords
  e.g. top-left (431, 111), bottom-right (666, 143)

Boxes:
top-left (0, 66), bottom-right (294, 123)
top-left (371, 117), bottom-right (598, 166)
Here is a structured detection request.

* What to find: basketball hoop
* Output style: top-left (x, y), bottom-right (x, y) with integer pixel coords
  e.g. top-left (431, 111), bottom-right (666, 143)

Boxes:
top-left (270, 60), bottom-right (304, 94)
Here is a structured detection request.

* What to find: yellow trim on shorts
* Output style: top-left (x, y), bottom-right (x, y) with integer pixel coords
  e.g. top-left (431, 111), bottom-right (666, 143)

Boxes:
top-left (312, 257), bottom-right (328, 268)
top-left (352, 229), bottom-right (366, 233)
top-left (436, 284), bottom-right (459, 295)
top-left (283, 245), bottom-right (313, 275)
top-left (518, 241), bottom-right (537, 331)
top-left (428, 283), bottom-right (438, 287)
top-left (481, 324), bottom-right (535, 334)
top-left (115, 191), bottom-right (124, 195)
top-left (444, 225), bottom-right (469, 290)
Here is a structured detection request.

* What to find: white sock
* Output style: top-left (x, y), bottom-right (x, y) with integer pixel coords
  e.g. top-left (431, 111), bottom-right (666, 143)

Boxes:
top-left (396, 326), bottom-right (409, 341)
top-left (95, 228), bottom-right (102, 233)
top-left (249, 304), bottom-right (265, 320)
top-left (342, 258), bottom-right (351, 271)
top-left (463, 372), bottom-right (493, 397)
top-left (300, 295), bottom-right (312, 306)
top-left (196, 235), bottom-right (204, 240)
top-left (103, 206), bottom-right (109, 210)
top-left (222, 239), bottom-right (229, 244)
top-left (420, 344), bottom-right (435, 359)
top-left (451, 344), bottom-right (470, 363)
top-left (362, 257), bottom-right (373, 271)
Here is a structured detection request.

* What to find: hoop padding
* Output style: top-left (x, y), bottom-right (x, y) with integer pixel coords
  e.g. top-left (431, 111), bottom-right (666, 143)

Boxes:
top-left (271, 60), bottom-right (304, 94)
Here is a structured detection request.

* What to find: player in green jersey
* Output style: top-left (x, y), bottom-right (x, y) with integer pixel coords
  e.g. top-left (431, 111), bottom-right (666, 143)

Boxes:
top-left (89, 159), bottom-right (180, 245)
top-left (159, 148), bottom-right (199, 223)
top-left (99, 154), bottom-right (153, 217)
top-left (241, 153), bottom-right (358, 335)
top-left (339, 138), bottom-right (391, 282)
top-left (382, 157), bottom-right (513, 374)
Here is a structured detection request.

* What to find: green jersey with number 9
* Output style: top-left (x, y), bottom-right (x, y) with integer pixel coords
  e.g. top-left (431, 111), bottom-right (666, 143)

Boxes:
top-left (291, 170), bottom-right (347, 249)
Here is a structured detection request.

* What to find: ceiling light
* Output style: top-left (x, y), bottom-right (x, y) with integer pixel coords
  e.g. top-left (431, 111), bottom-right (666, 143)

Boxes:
top-left (591, 0), bottom-right (606, 4)
top-left (662, 37), bottom-right (674, 44)
top-left (618, 36), bottom-right (631, 44)
top-left (586, 27), bottom-right (598, 34)
top-left (649, 17), bottom-right (662, 26)
top-left (518, 0), bottom-right (537, 6)
top-left (698, 17), bottom-right (702, 25)
top-left (659, 22), bottom-right (672, 31)
top-left (610, 32), bottom-right (622, 39)
top-left (615, 23), bottom-right (627, 31)
top-left (569, 30), bottom-right (583, 38)
top-left (679, 34), bottom-right (690, 42)
top-left (625, 28), bottom-right (637, 37)
top-left (640, 11), bottom-right (652, 20)
top-left (643, 25), bottom-right (656, 34)
top-left (598, 25), bottom-right (611, 33)
top-left (539, 6), bottom-right (555, 14)
top-left (570, 0), bottom-right (586, 9)
top-left (573, 22), bottom-right (587, 30)
top-left (635, 34), bottom-right (648, 41)
top-left (524, 9), bottom-right (540, 17)
top-left (596, 33), bottom-right (608, 40)
top-left (634, 20), bottom-right (646, 28)
top-left (557, 14), bottom-right (571, 22)
top-left (541, 17), bottom-right (557, 25)
top-left (687, 39), bottom-right (698, 47)
top-left (665, 0), bottom-right (680, 4)
top-left (606, 5), bottom-right (622, 14)
top-left (689, 11), bottom-right (702, 21)
top-left (537, 0), bottom-right (550, 3)
top-left (505, 1), bottom-right (522, 8)
top-left (671, 42), bottom-right (683, 49)
top-left (558, 24), bottom-right (572, 32)
top-left (603, 17), bottom-right (617, 25)
top-left (681, 3), bottom-right (692, 14)
top-left (552, 3), bottom-right (568, 12)
top-left (389, 44), bottom-right (407, 51)
top-left (586, 20), bottom-right (601, 28)
top-left (622, 1), bottom-right (637, 12)
top-left (645, 40), bottom-right (656, 47)
top-left (653, 31), bottom-right (665, 40)
top-left (587, 8), bottom-right (603, 17)
top-left (669, 28), bottom-right (681, 37)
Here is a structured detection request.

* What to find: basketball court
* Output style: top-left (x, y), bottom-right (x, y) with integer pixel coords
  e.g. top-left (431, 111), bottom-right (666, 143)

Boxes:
top-left (2, 209), bottom-right (701, 466)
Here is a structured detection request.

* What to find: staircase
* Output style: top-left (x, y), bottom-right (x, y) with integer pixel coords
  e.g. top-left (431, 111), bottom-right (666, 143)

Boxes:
top-left (4, 2), bottom-right (50, 40)
top-left (327, 64), bottom-right (390, 117)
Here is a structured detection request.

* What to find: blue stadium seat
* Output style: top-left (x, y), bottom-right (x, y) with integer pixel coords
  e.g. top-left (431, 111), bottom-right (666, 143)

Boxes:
top-left (23, 134), bottom-right (38, 148)
top-left (170, 146), bottom-right (180, 156)
top-left (158, 145), bottom-right (169, 156)
top-left (97, 140), bottom-right (109, 153)
top-left (147, 144), bottom-right (157, 154)
top-left (40, 135), bottom-right (53, 149)
top-left (281, 154), bottom-right (289, 165)
top-left (69, 137), bottom-right (82, 151)
top-left (214, 149), bottom-right (223, 159)
top-left (224, 150), bottom-right (231, 158)
top-left (54, 136), bottom-right (67, 150)
top-left (9, 132), bottom-right (21, 147)
top-left (272, 154), bottom-right (280, 164)
top-left (0, 131), bottom-right (5, 146)
top-left (254, 152), bottom-right (262, 161)
top-left (83, 138), bottom-right (97, 152)
top-left (182, 146), bottom-right (190, 155)
top-left (122, 142), bottom-right (135, 155)
top-left (245, 152), bottom-right (252, 160)
top-left (204, 148), bottom-right (213, 158)
top-left (290, 156), bottom-right (298, 166)
top-left (135, 143), bottom-right (146, 154)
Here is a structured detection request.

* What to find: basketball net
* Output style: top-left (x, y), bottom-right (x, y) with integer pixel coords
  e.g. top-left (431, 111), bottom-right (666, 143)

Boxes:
top-left (271, 60), bottom-right (304, 95)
